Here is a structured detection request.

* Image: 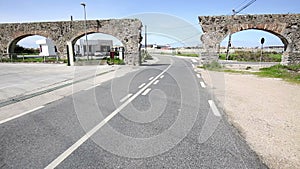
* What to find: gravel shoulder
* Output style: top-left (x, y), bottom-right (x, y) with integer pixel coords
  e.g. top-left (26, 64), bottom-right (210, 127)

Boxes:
top-left (200, 69), bottom-right (300, 169)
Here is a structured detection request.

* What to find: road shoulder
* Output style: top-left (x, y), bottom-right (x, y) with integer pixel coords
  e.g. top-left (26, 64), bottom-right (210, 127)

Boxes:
top-left (199, 69), bottom-right (300, 169)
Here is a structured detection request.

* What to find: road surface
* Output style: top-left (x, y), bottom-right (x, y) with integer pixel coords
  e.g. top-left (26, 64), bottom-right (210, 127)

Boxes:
top-left (0, 54), bottom-right (267, 168)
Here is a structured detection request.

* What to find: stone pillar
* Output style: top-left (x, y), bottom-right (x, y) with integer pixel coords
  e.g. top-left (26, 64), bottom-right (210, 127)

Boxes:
top-left (282, 52), bottom-right (300, 65)
top-left (199, 33), bottom-right (221, 65)
top-left (67, 41), bottom-right (75, 66)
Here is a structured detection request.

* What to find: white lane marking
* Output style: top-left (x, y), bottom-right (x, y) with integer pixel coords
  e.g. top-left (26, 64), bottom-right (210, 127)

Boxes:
top-left (208, 100), bottom-right (221, 117)
top-left (138, 83), bottom-right (146, 89)
top-left (45, 60), bottom-right (174, 169)
top-left (192, 64), bottom-right (195, 68)
top-left (141, 88), bottom-right (151, 96)
top-left (200, 82), bottom-right (206, 88)
top-left (149, 77), bottom-right (154, 81)
top-left (191, 59), bottom-right (198, 63)
top-left (0, 106), bottom-right (45, 125)
top-left (120, 93), bottom-right (133, 103)
top-left (160, 75), bottom-right (164, 79)
top-left (196, 74), bottom-right (201, 78)
top-left (84, 83), bottom-right (101, 91)
top-left (153, 80), bottom-right (159, 85)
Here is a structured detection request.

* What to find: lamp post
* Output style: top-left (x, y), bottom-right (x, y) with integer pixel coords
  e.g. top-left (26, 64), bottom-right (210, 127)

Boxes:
top-left (81, 2), bottom-right (89, 60)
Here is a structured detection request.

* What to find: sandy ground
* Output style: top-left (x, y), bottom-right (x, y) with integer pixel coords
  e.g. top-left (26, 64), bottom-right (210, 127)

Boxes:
top-left (200, 70), bottom-right (300, 169)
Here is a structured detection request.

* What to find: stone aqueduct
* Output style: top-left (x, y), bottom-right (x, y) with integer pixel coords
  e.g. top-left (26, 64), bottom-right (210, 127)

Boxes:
top-left (0, 19), bottom-right (142, 65)
top-left (199, 14), bottom-right (300, 65)
top-left (0, 14), bottom-right (299, 65)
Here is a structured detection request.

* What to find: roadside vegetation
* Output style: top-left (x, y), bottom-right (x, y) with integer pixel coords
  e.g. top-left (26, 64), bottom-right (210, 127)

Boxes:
top-left (0, 57), bottom-right (67, 63)
top-left (176, 52), bottom-right (198, 57)
top-left (106, 58), bottom-right (124, 65)
top-left (254, 64), bottom-right (300, 83)
top-left (219, 51), bottom-right (282, 62)
top-left (200, 61), bottom-right (300, 84)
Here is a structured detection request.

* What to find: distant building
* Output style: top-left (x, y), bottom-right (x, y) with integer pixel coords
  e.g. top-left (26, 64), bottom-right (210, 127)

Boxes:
top-left (141, 44), bottom-right (171, 50)
top-left (36, 38), bottom-right (57, 56)
top-left (75, 39), bottom-right (113, 56)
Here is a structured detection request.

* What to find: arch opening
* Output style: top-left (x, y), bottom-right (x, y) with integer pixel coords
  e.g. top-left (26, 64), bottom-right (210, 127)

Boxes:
top-left (72, 32), bottom-right (125, 62)
top-left (220, 29), bottom-right (286, 62)
top-left (7, 35), bottom-right (58, 62)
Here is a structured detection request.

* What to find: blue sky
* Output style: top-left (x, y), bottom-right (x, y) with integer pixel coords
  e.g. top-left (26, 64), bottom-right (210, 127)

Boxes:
top-left (0, 0), bottom-right (299, 48)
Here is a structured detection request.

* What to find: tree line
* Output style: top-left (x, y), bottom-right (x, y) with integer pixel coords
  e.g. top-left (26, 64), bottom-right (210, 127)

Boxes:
top-left (14, 44), bottom-right (40, 54)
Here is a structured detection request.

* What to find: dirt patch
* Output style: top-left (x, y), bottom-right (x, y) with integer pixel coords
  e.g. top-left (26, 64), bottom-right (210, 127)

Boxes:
top-left (200, 70), bottom-right (300, 169)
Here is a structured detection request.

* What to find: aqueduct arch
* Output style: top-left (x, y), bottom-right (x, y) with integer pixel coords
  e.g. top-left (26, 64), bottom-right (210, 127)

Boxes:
top-left (199, 14), bottom-right (300, 65)
top-left (0, 19), bottom-right (142, 65)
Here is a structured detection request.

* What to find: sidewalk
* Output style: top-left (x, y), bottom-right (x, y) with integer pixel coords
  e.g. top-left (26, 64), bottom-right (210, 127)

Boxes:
top-left (0, 63), bottom-right (139, 123)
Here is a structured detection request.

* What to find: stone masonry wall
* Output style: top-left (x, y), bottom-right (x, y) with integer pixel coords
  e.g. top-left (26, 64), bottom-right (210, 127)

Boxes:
top-left (198, 14), bottom-right (300, 65)
top-left (0, 19), bottom-right (142, 65)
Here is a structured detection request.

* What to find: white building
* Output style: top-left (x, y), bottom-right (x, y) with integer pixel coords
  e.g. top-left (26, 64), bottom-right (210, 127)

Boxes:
top-left (75, 39), bottom-right (113, 56)
top-left (36, 38), bottom-right (56, 56)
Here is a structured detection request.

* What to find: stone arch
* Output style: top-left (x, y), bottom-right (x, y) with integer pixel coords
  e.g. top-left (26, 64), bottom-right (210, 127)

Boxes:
top-left (199, 14), bottom-right (300, 65)
top-left (70, 30), bottom-right (126, 50)
top-left (229, 26), bottom-right (290, 51)
top-left (0, 19), bottom-right (142, 65)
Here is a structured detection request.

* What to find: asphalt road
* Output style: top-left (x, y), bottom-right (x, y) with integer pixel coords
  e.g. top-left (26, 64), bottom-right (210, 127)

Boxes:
top-left (0, 55), bottom-right (267, 169)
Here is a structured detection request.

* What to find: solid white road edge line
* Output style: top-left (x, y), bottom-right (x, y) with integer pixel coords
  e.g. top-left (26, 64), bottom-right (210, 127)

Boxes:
top-left (45, 59), bottom-right (174, 169)
top-left (84, 83), bottom-right (102, 91)
top-left (138, 83), bottom-right (146, 89)
top-left (208, 100), bottom-right (221, 117)
top-left (141, 88), bottom-right (151, 96)
top-left (200, 82), bottom-right (206, 88)
top-left (0, 106), bottom-right (45, 125)
top-left (120, 93), bottom-right (133, 103)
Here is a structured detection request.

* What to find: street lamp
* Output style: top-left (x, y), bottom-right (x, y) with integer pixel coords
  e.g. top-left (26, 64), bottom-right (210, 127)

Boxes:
top-left (81, 2), bottom-right (89, 60)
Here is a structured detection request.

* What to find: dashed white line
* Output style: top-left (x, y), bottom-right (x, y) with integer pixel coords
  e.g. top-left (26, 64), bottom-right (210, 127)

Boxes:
top-left (192, 64), bottom-right (195, 68)
top-left (191, 58), bottom-right (198, 63)
top-left (200, 82), bottom-right (206, 88)
top-left (141, 88), bottom-right (151, 96)
top-left (138, 83), bottom-right (146, 89)
top-left (149, 77), bottom-right (154, 81)
top-left (45, 59), bottom-right (174, 169)
top-left (153, 80), bottom-right (159, 85)
top-left (208, 100), bottom-right (221, 117)
top-left (196, 74), bottom-right (201, 78)
top-left (0, 106), bottom-right (45, 125)
top-left (120, 93), bottom-right (133, 103)
top-left (160, 75), bottom-right (164, 79)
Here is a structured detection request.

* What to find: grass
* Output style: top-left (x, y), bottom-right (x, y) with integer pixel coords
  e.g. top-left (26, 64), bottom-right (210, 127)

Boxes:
top-left (176, 53), bottom-right (198, 57)
top-left (254, 64), bottom-right (300, 83)
top-left (0, 57), bottom-right (67, 63)
top-left (219, 51), bottom-right (282, 62)
top-left (106, 58), bottom-right (125, 65)
top-left (200, 62), bottom-right (300, 84)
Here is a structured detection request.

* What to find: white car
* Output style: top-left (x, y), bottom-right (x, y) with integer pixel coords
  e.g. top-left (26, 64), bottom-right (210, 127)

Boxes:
top-left (94, 51), bottom-right (107, 59)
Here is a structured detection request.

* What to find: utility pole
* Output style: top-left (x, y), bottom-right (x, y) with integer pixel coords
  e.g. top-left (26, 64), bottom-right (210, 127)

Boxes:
top-left (145, 25), bottom-right (147, 53)
top-left (81, 2), bottom-right (89, 60)
top-left (225, 0), bottom-right (256, 60)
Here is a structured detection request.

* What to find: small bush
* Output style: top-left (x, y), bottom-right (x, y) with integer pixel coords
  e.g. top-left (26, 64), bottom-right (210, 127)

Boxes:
top-left (203, 61), bottom-right (223, 70)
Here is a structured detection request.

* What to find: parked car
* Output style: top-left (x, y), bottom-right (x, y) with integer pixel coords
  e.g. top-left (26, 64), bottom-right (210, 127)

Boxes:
top-left (94, 51), bottom-right (107, 59)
